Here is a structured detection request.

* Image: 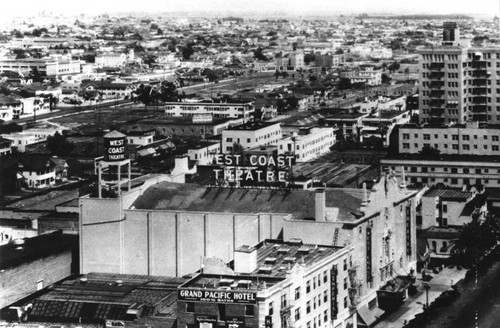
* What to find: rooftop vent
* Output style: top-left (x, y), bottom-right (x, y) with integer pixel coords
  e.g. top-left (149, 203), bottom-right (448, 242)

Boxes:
top-left (264, 257), bottom-right (277, 264)
top-left (277, 248), bottom-right (291, 254)
top-left (258, 266), bottom-right (273, 274)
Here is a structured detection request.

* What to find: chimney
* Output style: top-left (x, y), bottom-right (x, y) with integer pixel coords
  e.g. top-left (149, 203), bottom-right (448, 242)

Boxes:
top-left (315, 189), bottom-right (326, 221)
top-left (234, 245), bottom-right (258, 274)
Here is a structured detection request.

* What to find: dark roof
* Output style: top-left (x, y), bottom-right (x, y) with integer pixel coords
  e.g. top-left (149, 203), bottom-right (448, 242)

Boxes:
top-left (0, 218), bottom-right (32, 229)
top-left (226, 121), bottom-right (280, 131)
top-left (18, 155), bottom-right (56, 172)
top-left (0, 231), bottom-right (77, 270)
top-left (131, 182), bottom-right (364, 221)
top-left (419, 226), bottom-right (461, 240)
top-left (27, 272), bottom-right (186, 324)
top-left (383, 153), bottom-right (500, 162)
top-left (424, 188), bottom-right (471, 201)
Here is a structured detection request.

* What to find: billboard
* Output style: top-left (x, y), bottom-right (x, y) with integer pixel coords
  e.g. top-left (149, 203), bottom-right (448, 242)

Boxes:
top-left (178, 288), bottom-right (257, 304)
top-left (104, 137), bottom-right (126, 161)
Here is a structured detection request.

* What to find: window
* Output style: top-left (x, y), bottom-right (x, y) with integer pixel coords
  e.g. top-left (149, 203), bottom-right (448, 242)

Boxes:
top-left (186, 302), bottom-right (194, 313)
top-left (245, 305), bottom-right (254, 316)
top-left (443, 204), bottom-right (448, 213)
top-left (463, 168), bottom-right (469, 174)
top-left (344, 297), bottom-right (348, 309)
top-left (295, 308), bottom-right (301, 321)
top-left (306, 301), bottom-right (311, 314)
top-left (324, 310), bottom-right (328, 323)
top-left (344, 277), bottom-right (348, 290)
top-left (324, 290), bottom-right (328, 303)
top-left (306, 280), bottom-right (311, 293)
top-left (36, 280), bottom-right (44, 291)
top-left (493, 136), bottom-right (499, 141)
top-left (281, 294), bottom-right (287, 309)
top-left (226, 137), bottom-right (233, 142)
top-left (269, 302), bottom-right (274, 315)
top-left (423, 134), bottom-right (430, 140)
top-left (343, 259), bottom-right (347, 271)
top-left (295, 287), bottom-right (301, 300)
top-left (313, 277), bottom-right (317, 289)
top-left (323, 271), bottom-right (328, 283)
top-left (462, 135), bottom-right (470, 141)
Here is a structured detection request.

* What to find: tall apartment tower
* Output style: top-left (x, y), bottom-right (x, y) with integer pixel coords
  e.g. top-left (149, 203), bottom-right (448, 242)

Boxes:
top-left (419, 22), bottom-right (500, 125)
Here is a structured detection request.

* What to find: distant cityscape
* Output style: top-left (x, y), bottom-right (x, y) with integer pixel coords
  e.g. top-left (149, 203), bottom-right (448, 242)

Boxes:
top-left (1, 6), bottom-right (500, 328)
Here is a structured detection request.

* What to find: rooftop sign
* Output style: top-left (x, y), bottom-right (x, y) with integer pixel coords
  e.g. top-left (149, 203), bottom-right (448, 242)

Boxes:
top-left (178, 288), bottom-right (257, 304)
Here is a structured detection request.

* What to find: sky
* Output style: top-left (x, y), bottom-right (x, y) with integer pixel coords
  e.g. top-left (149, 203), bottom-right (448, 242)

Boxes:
top-left (1, 0), bottom-right (499, 17)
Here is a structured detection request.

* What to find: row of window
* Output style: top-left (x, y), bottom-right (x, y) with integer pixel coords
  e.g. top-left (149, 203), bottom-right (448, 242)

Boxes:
top-left (403, 133), bottom-right (500, 141)
top-left (403, 142), bottom-right (500, 151)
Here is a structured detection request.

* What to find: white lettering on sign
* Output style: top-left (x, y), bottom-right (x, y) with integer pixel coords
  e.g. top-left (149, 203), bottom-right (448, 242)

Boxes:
top-left (109, 139), bottom-right (124, 146)
top-left (178, 288), bottom-right (257, 304)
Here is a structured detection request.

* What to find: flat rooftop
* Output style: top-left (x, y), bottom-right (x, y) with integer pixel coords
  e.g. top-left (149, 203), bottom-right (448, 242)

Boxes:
top-left (226, 121), bottom-right (280, 131)
top-left (131, 182), bottom-right (364, 221)
top-left (25, 272), bottom-right (187, 324)
top-left (182, 240), bottom-right (345, 290)
top-left (0, 231), bottom-right (77, 270)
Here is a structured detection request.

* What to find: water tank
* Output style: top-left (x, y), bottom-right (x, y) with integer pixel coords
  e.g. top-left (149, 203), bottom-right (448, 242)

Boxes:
top-left (103, 130), bottom-right (127, 162)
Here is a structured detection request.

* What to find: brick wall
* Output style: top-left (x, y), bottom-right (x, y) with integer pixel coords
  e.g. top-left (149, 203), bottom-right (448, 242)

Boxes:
top-left (0, 251), bottom-right (73, 309)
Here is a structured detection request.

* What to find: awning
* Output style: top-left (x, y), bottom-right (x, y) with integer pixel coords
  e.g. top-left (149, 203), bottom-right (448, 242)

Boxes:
top-left (357, 305), bottom-right (385, 327)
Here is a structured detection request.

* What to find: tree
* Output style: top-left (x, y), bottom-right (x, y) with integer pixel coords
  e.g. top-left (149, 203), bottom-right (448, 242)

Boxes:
top-left (182, 42), bottom-right (195, 60)
top-left (451, 220), bottom-right (496, 267)
top-left (304, 53), bottom-right (316, 65)
top-left (337, 78), bottom-right (352, 90)
top-left (381, 73), bottom-right (391, 84)
top-left (388, 62), bottom-right (400, 73)
top-left (253, 47), bottom-right (268, 61)
top-left (47, 131), bottom-right (75, 156)
top-left (419, 145), bottom-right (440, 157)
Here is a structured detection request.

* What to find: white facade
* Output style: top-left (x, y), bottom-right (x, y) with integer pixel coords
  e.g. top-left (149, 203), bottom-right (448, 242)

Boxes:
top-left (95, 52), bottom-right (127, 68)
top-left (222, 122), bottom-right (282, 153)
top-left (278, 127), bottom-right (336, 162)
top-left (188, 142), bottom-right (221, 165)
top-left (399, 122), bottom-right (500, 155)
top-left (0, 58), bottom-right (81, 77)
top-left (20, 165), bottom-right (56, 189)
top-left (164, 101), bottom-right (254, 121)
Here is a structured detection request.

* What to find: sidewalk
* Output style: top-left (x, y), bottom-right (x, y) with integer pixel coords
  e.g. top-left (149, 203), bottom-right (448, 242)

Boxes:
top-left (375, 267), bottom-right (468, 328)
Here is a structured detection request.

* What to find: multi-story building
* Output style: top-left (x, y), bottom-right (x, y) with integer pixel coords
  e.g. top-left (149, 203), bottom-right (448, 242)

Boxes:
top-left (398, 122), bottom-right (500, 155)
top-left (419, 22), bottom-right (500, 125)
top-left (222, 122), bottom-right (282, 154)
top-left (177, 240), bottom-right (354, 328)
top-left (164, 100), bottom-right (254, 121)
top-left (188, 141), bottom-right (221, 165)
top-left (341, 65), bottom-right (382, 86)
top-left (0, 58), bottom-right (81, 77)
top-left (283, 175), bottom-right (418, 318)
top-left (278, 127), bottom-right (336, 162)
top-left (380, 155), bottom-right (500, 188)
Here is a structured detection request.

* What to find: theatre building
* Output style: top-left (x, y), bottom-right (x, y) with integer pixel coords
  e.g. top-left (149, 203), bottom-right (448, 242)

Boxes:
top-left (177, 239), bottom-right (354, 328)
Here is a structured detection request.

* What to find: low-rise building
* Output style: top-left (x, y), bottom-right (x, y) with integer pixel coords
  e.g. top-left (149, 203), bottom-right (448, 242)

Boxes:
top-left (0, 58), bottom-right (81, 77)
top-left (188, 141), bottom-right (221, 165)
top-left (0, 96), bottom-right (22, 121)
top-left (3, 272), bottom-right (185, 328)
top-left (18, 155), bottom-right (57, 189)
top-left (0, 231), bottom-right (77, 309)
top-left (165, 99), bottom-right (254, 121)
top-left (222, 122), bottom-right (282, 153)
top-left (278, 127), bottom-right (336, 162)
